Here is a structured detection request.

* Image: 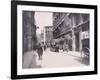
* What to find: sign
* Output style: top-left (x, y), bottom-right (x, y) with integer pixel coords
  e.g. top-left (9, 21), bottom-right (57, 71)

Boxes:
top-left (81, 31), bottom-right (89, 39)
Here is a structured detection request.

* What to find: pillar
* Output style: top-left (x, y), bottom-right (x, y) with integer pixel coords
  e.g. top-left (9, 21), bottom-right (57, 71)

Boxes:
top-left (79, 27), bottom-right (82, 52)
top-left (72, 29), bottom-right (75, 51)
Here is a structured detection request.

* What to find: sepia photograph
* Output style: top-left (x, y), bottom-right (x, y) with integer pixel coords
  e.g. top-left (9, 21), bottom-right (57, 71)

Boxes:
top-left (22, 11), bottom-right (90, 69)
top-left (11, 1), bottom-right (97, 79)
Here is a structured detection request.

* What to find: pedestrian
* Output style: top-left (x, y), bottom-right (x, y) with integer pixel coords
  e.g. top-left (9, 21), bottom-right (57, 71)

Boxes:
top-left (63, 42), bottom-right (68, 53)
top-left (37, 43), bottom-right (43, 60)
top-left (56, 44), bottom-right (59, 52)
top-left (44, 45), bottom-right (46, 51)
top-left (65, 44), bottom-right (69, 53)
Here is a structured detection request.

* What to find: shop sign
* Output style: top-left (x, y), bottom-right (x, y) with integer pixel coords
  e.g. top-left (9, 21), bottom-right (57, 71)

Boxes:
top-left (81, 31), bottom-right (89, 39)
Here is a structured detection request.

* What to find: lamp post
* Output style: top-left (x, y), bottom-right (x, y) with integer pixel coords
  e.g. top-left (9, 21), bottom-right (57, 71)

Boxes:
top-left (43, 27), bottom-right (46, 50)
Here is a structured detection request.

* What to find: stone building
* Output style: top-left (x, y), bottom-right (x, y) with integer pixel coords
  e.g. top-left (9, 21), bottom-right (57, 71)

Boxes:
top-left (53, 12), bottom-right (89, 51)
top-left (45, 26), bottom-right (53, 47)
top-left (23, 11), bottom-right (37, 53)
top-left (40, 29), bottom-right (44, 43)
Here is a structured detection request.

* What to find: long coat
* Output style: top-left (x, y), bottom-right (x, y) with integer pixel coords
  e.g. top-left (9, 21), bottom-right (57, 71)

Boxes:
top-left (37, 45), bottom-right (43, 56)
top-left (63, 43), bottom-right (68, 51)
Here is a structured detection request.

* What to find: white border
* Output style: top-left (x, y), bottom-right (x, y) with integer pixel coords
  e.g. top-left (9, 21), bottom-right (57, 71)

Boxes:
top-left (17, 5), bottom-right (94, 75)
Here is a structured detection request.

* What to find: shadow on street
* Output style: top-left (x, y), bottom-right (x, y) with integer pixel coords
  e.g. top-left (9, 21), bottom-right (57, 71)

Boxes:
top-left (74, 57), bottom-right (90, 65)
top-left (66, 52), bottom-right (90, 65)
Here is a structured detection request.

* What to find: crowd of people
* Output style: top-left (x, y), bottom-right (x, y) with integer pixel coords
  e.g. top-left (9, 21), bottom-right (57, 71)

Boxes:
top-left (50, 42), bottom-right (69, 53)
top-left (33, 41), bottom-right (69, 60)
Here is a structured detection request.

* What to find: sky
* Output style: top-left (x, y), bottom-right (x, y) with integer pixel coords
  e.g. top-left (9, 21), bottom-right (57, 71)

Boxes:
top-left (35, 11), bottom-right (53, 34)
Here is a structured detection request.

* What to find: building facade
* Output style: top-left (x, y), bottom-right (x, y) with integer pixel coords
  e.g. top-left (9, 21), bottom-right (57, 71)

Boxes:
top-left (40, 29), bottom-right (44, 43)
top-left (45, 26), bottom-right (53, 47)
top-left (53, 12), bottom-right (89, 51)
top-left (23, 11), bottom-right (37, 54)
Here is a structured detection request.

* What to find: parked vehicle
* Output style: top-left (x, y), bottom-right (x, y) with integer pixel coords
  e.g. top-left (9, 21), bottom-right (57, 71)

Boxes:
top-left (81, 47), bottom-right (90, 62)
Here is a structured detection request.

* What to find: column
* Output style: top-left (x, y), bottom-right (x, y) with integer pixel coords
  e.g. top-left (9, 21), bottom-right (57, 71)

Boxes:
top-left (72, 29), bottom-right (75, 51)
top-left (79, 27), bottom-right (82, 51)
top-left (44, 27), bottom-right (46, 51)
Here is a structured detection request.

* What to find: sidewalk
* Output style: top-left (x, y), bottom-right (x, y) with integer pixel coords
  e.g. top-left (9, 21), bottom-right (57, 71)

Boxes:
top-left (22, 51), bottom-right (41, 68)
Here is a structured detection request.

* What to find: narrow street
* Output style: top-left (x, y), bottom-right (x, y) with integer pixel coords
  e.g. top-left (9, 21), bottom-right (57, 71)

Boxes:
top-left (23, 48), bottom-right (88, 69)
top-left (22, 11), bottom-right (90, 69)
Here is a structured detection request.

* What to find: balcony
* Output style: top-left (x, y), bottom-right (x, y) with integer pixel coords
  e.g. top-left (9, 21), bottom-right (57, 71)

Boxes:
top-left (53, 14), bottom-right (66, 31)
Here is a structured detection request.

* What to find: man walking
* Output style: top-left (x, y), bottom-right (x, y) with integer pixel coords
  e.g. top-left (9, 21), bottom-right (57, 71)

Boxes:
top-left (37, 43), bottom-right (43, 60)
top-left (63, 42), bottom-right (69, 53)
